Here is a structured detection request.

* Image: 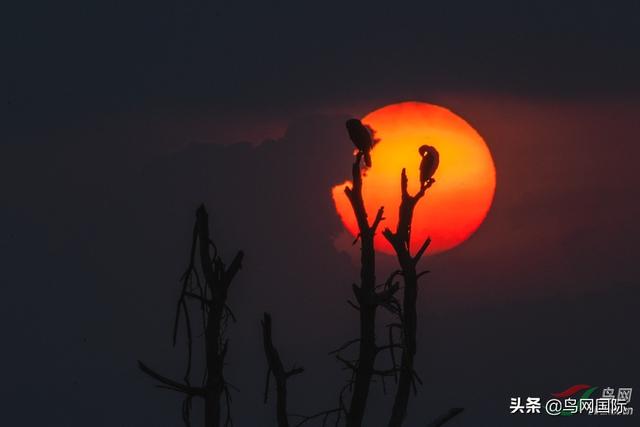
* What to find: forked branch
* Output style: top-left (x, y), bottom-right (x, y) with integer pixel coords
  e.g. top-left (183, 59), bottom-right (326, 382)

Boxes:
top-left (138, 361), bottom-right (205, 396)
top-left (139, 204), bottom-right (243, 427)
top-left (262, 313), bottom-right (304, 427)
top-left (384, 168), bottom-right (435, 427)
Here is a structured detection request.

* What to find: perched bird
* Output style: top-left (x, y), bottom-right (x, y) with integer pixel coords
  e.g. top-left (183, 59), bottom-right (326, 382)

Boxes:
top-left (418, 145), bottom-right (439, 186)
top-left (346, 119), bottom-right (373, 167)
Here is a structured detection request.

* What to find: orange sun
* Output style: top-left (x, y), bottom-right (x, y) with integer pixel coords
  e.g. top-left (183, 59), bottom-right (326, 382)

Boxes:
top-left (332, 101), bottom-right (496, 255)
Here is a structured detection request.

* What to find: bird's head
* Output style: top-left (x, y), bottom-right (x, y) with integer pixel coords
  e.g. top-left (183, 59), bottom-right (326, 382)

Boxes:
top-left (346, 118), bottom-right (362, 131)
top-left (419, 144), bottom-right (438, 157)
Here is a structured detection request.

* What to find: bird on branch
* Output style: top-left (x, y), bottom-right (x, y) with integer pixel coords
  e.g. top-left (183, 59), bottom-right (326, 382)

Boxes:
top-left (346, 118), bottom-right (374, 167)
top-left (418, 144), bottom-right (439, 187)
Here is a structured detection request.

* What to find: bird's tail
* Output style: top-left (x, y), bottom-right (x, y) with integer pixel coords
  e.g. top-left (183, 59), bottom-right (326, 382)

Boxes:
top-left (364, 151), bottom-right (372, 168)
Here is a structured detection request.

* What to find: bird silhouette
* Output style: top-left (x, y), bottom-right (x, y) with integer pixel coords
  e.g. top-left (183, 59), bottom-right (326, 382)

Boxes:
top-left (346, 119), bottom-right (373, 167)
top-left (418, 145), bottom-right (439, 186)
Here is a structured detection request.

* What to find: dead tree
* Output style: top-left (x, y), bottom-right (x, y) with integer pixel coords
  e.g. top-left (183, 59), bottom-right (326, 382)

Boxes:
top-left (338, 151), bottom-right (387, 427)
top-left (138, 204), bottom-right (244, 427)
top-left (331, 125), bottom-right (462, 426)
top-left (382, 169), bottom-right (432, 427)
top-left (261, 313), bottom-right (304, 427)
top-left (262, 315), bottom-right (342, 427)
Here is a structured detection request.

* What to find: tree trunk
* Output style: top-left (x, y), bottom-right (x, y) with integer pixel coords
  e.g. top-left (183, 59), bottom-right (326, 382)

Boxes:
top-left (197, 206), bottom-right (226, 427)
top-left (138, 205), bottom-right (243, 427)
top-left (344, 155), bottom-right (384, 427)
top-left (261, 313), bottom-right (304, 427)
top-left (388, 267), bottom-right (417, 427)
top-left (384, 169), bottom-right (431, 427)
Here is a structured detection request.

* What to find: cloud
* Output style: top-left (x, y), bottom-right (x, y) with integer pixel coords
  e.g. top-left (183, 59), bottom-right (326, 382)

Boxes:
top-left (1, 97), bottom-right (638, 425)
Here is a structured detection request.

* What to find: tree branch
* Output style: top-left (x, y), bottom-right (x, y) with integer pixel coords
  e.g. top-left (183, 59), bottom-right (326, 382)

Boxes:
top-left (343, 153), bottom-right (380, 427)
top-left (138, 361), bottom-right (205, 397)
top-left (371, 207), bottom-right (385, 232)
top-left (223, 251), bottom-right (244, 289)
top-left (329, 338), bottom-right (360, 356)
top-left (385, 166), bottom-right (436, 426)
top-left (262, 313), bottom-right (304, 427)
top-left (413, 237), bottom-right (432, 264)
top-left (291, 408), bottom-right (342, 427)
top-left (141, 204), bottom-right (242, 427)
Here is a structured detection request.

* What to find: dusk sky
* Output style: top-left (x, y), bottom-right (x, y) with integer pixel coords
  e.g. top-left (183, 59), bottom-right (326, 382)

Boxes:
top-left (4, 1), bottom-right (639, 426)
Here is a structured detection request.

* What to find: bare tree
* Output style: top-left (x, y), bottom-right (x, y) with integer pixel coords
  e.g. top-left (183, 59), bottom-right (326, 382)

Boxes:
top-left (262, 312), bottom-right (345, 427)
top-left (382, 169), bottom-right (463, 427)
top-left (382, 169), bottom-right (432, 427)
top-left (261, 313), bottom-right (305, 427)
top-left (331, 149), bottom-right (408, 427)
top-left (338, 123), bottom-right (462, 426)
top-left (342, 152), bottom-right (385, 427)
top-left (138, 204), bottom-right (243, 427)
top-left (138, 127), bottom-right (463, 427)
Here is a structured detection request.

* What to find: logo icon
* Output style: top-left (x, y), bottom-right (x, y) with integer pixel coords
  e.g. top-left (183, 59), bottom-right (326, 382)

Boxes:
top-left (510, 385), bottom-right (633, 416)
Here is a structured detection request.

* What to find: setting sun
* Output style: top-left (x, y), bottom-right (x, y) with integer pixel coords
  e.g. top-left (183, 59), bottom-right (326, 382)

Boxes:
top-left (332, 101), bottom-right (496, 255)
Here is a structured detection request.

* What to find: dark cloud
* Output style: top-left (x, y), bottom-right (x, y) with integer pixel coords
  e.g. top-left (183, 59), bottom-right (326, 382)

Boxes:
top-left (2, 95), bottom-right (639, 425)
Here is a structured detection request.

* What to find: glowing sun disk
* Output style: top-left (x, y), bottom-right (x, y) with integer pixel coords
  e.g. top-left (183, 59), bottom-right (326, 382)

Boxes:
top-left (332, 101), bottom-right (496, 255)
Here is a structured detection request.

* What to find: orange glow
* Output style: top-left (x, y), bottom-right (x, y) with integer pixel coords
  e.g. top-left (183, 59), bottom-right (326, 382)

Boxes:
top-left (332, 101), bottom-right (496, 255)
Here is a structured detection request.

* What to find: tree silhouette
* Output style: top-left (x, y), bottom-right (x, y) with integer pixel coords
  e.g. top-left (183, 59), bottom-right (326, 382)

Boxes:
top-left (261, 313), bottom-right (304, 427)
top-left (382, 169), bottom-right (432, 426)
top-left (138, 204), bottom-right (243, 427)
top-left (379, 154), bottom-right (463, 427)
top-left (335, 121), bottom-right (463, 427)
top-left (341, 151), bottom-right (387, 427)
top-left (331, 147), bottom-right (406, 426)
top-left (139, 123), bottom-right (463, 427)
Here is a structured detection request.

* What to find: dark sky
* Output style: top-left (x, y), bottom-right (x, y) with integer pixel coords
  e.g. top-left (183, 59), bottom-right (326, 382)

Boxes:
top-left (3, 1), bottom-right (640, 426)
